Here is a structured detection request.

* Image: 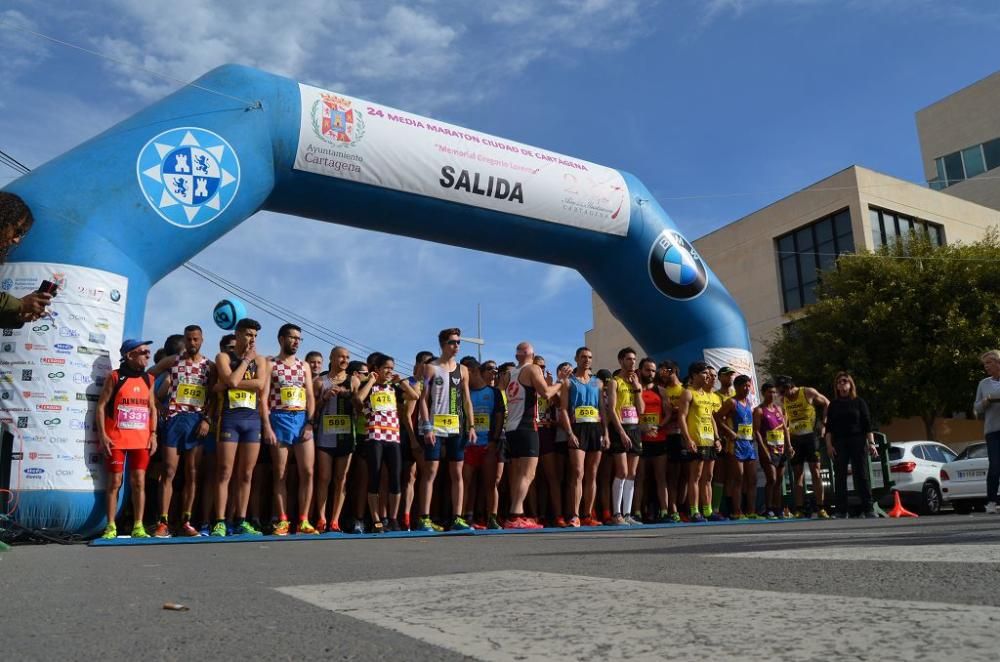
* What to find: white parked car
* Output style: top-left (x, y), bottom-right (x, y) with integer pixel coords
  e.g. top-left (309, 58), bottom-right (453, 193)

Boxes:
top-left (882, 441), bottom-right (957, 514)
top-left (940, 442), bottom-right (989, 514)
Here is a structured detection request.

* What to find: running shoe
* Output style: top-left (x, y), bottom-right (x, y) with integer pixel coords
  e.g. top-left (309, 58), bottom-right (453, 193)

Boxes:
top-left (298, 520), bottom-right (319, 535)
top-left (679, 512), bottom-right (691, 522)
top-left (782, 508), bottom-right (793, 519)
top-left (352, 520), bottom-right (366, 534)
top-left (734, 514), bottom-right (748, 521)
top-left (210, 522), bottom-right (227, 537)
top-left (580, 516), bottom-right (603, 527)
top-left (624, 515), bottom-right (644, 526)
top-left (198, 524), bottom-right (211, 537)
top-left (386, 518), bottom-right (400, 532)
top-left (238, 521), bottom-right (263, 536)
top-left (554, 517), bottom-right (568, 528)
top-left (503, 517), bottom-right (525, 529)
top-left (328, 520), bottom-right (342, 533)
top-left (487, 515), bottom-right (503, 530)
top-left (471, 520), bottom-right (487, 530)
top-left (817, 508), bottom-right (831, 520)
top-left (315, 519), bottom-right (327, 533)
top-left (765, 511), bottom-right (778, 520)
top-left (372, 520), bottom-right (384, 534)
top-left (273, 520), bottom-right (291, 536)
top-left (415, 516), bottom-right (436, 532)
top-left (524, 518), bottom-right (544, 529)
top-left (690, 513), bottom-right (707, 523)
top-left (707, 512), bottom-right (728, 522)
top-left (451, 516), bottom-right (472, 531)
top-left (131, 524), bottom-right (150, 539)
top-left (745, 513), bottom-right (762, 521)
top-left (101, 523), bottom-right (117, 540)
top-left (986, 502), bottom-right (997, 514)
top-left (152, 522), bottom-right (171, 538)
top-left (429, 519), bottom-right (445, 532)
top-left (178, 522), bottom-right (199, 537)
top-left (669, 512), bottom-right (682, 523)
top-left (609, 514), bottom-right (626, 526)
top-left (792, 510), bottom-right (807, 520)
top-left (567, 516), bottom-right (581, 528)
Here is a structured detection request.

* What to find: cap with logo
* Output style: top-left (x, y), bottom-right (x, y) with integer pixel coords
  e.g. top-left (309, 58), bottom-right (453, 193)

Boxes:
top-left (120, 339), bottom-right (152, 356)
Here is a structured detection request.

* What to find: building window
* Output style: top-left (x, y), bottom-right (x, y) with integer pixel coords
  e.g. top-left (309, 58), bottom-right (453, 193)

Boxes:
top-left (869, 206), bottom-right (944, 250)
top-left (929, 136), bottom-right (1000, 189)
top-left (776, 209), bottom-right (854, 313)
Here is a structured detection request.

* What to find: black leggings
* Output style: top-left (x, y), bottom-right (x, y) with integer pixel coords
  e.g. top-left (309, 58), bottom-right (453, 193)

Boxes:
top-left (366, 439), bottom-right (402, 495)
top-left (833, 436), bottom-right (871, 512)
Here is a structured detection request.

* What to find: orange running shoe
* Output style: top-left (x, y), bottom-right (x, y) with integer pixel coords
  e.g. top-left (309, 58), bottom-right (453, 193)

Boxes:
top-left (298, 520), bottom-right (319, 535)
top-left (273, 520), bottom-right (290, 536)
top-left (554, 516), bottom-right (568, 528)
top-left (328, 520), bottom-right (342, 533)
top-left (567, 516), bottom-right (581, 528)
top-left (178, 522), bottom-right (199, 537)
top-left (152, 522), bottom-right (171, 538)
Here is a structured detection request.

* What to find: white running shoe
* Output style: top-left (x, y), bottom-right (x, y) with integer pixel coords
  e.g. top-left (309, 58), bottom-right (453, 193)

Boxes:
top-left (985, 502), bottom-right (997, 514)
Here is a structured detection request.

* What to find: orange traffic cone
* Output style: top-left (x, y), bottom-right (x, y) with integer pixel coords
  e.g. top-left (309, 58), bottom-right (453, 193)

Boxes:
top-left (887, 490), bottom-right (918, 518)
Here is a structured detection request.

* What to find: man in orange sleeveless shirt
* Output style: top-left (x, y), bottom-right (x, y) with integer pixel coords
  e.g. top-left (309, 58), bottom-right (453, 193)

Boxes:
top-left (97, 339), bottom-right (158, 539)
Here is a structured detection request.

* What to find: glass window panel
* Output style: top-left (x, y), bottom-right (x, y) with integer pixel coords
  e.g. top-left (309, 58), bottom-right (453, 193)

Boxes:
top-left (883, 216), bottom-right (898, 245)
top-left (817, 240), bottom-right (836, 271)
top-left (799, 252), bottom-right (818, 283)
top-left (784, 287), bottom-right (802, 312)
top-left (815, 218), bottom-right (834, 244)
top-left (900, 217), bottom-right (914, 235)
top-left (963, 145), bottom-right (986, 179)
top-left (984, 138), bottom-right (1000, 171)
top-left (910, 446), bottom-right (926, 460)
top-left (871, 224), bottom-right (883, 250)
top-left (777, 235), bottom-right (795, 255)
top-left (780, 256), bottom-right (799, 289)
top-left (834, 210), bottom-right (852, 238)
top-left (796, 226), bottom-right (814, 251)
top-left (932, 224), bottom-right (944, 246)
top-left (801, 285), bottom-right (817, 306)
top-left (837, 228), bottom-right (855, 253)
top-left (935, 157), bottom-right (946, 181)
top-left (944, 151), bottom-right (965, 184)
top-left (929, 179), bottom-right (946, 191)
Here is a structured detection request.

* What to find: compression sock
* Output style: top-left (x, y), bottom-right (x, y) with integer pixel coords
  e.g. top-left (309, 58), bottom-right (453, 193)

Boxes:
top-left (611, 478), bottom-right (625, 515)
top-left (622, 479), bottom-right (635, 517)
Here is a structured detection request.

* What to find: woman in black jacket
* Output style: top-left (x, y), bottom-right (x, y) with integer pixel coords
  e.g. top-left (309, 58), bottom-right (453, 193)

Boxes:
top-left (824, 372), bottom-right (877, 518)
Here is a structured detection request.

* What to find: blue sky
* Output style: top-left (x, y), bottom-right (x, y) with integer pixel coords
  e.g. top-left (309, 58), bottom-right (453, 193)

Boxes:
top-left (2, 0), bottom-right (1000, 372)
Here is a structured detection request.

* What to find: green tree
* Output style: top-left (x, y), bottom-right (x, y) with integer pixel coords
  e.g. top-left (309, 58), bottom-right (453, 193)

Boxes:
top-left (762, 230), bottom-right (1000, 440)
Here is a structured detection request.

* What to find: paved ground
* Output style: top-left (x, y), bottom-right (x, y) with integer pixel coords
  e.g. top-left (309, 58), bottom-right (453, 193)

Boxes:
top-left (5, 513), bottom-right (1000, 661)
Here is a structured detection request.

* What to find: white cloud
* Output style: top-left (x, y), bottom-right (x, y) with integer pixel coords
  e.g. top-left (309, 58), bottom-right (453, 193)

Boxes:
top-left (0, 10), bottom-right (53, 103)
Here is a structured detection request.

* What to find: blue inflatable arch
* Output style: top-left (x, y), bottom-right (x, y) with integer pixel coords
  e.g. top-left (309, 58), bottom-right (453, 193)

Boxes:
top-left (1, 65), bottom-right (751, 533)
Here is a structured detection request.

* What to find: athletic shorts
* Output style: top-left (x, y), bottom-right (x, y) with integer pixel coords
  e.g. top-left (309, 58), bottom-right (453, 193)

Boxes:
top-left (219, 409), bottom-right (261, 443)
top-left (106, 447), bottom-right (150, 473)
top-left (694, 446), bottom-right (717, 461)
top-left (642, 441), bottom-right (670, 458)
top-left (269, 410), bottom-right (308, 445)
top-left (790, 433), bottom-right (820, 466)
top-left (665, 433), bottom-right (692, 462)
top-left (538, 427), bottom-right (558, 455)
top-left (569, 423), bottom-right (603, 453)
top-left (465, 444), bottom-right (489, 469)
top-left (506, 428), bottom-right (540, 459)
top-left (492, 437), bottom-right (509, 464)
top-left (163, 412), bottom-right (207, 451)
top-left (733, 439), bottom-right (757, 462)
top-left (317, 433), bottom-right (355, 458)
top-left (767, 449), bottom-right (787, 468)
top-left (609, 426), bottom-right (642, 455)
top-left (424, 435), bottom-right (467, 462)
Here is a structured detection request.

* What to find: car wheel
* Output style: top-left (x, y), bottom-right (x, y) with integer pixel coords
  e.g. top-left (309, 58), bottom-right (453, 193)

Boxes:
top-left (921, 481), bottom-right (942, 515)
top-left (953, 500), bottom-right (973, 515)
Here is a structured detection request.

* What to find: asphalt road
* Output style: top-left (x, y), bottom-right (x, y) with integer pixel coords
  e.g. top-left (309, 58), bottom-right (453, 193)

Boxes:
top-left (5, 514), bottom-right (1000, 661)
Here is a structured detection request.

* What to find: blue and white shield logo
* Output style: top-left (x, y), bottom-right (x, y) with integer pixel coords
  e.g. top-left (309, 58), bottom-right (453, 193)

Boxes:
top-left (648, 230), bottom-right (708, 300)
top-left (136, 127), bottom-right (240, 228)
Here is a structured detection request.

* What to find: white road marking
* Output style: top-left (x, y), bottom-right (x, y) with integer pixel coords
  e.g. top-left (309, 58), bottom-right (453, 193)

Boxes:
top-left (276, 570), bottom-right (1000, 661)
top-left (712, 544), bottom-right (1000, 563)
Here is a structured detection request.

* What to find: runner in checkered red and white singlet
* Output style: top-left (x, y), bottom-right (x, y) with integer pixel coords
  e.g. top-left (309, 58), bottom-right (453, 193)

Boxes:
top-left (262, 323), bottom-right (317, 535)
top-left (146, 324), bottom-right (217, 537)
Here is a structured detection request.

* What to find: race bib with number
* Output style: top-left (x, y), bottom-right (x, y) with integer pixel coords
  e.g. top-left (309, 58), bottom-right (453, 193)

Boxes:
top-left (699, 420), bottom-right (715, 443)
top-left (280, 386), bottom-right (307, 410)
top-left (640, 413), bottom-right (659, 429)
top-left (473, 413), bottom-right (491, 433)
top-left (574, 406), bottom-right (599, 423)
top-left (766, 429), bottom-right (784, 446)
top-left (323, 414), bottom-right (352, 435)
top-left (370, 390), bottom-right (396, 412)
top-left (620, 405), bottom-right (639, 425)
top-left (228, 389), bottom-right (257, 409)
top-left (116, 405), bottom-right (149, 431)
top-left (789, 420), bottom-right (812, 435)
top-left (737, 423), bottom-right (754, 440)
top-left (176, 383), bottom-right (207, 408)
top-left (434, 414), bottom-right (460, 435)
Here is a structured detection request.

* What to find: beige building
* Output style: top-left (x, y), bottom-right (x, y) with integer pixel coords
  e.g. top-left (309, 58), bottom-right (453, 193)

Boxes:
top-left (917, 70), bottom-right (1000, 210)
top-left (585, 166), bottom-right (1000, 442)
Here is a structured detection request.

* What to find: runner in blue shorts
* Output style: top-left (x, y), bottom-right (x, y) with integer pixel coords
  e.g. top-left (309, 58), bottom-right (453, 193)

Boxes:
top-left (211, 318), bottom-right (269, 537)
top-left (717, 375), bottom-right (760, 520)
top-left (262, 323), bottom-right (318, 536)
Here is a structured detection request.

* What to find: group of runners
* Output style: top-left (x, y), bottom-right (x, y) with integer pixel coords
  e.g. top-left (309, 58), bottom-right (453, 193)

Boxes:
top-left (99, 320), bottom-right (837, 540)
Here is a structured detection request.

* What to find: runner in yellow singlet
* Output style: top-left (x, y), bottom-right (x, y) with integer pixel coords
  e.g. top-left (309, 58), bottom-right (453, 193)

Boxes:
top-left (776, 375), bottom-right (831, 519)
top-left (677, 361), bottom-right (721, 522)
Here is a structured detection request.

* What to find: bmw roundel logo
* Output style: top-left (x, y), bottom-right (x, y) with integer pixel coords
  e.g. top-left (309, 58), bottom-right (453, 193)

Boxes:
top-left (648, 230), bottom-right (708, 300)
top-left (136, 126), bottom-right (240, 229)
top-left (109, 289), bottom-right (121, 302)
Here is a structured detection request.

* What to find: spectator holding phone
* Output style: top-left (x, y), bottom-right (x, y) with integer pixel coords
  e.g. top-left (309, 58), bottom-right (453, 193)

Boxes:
top-left (0, 192), bottom-right (52, 326)
top-left (974, 350), bottom-right (1000, 514)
